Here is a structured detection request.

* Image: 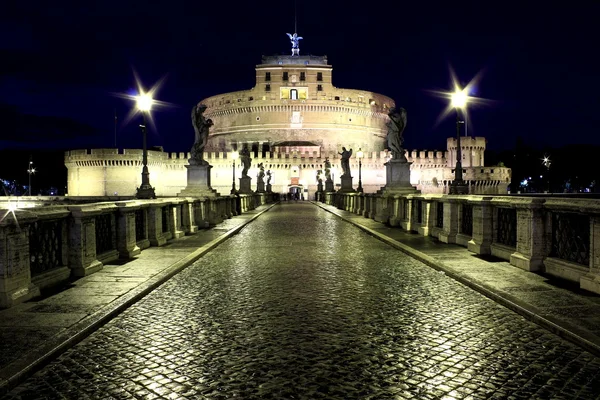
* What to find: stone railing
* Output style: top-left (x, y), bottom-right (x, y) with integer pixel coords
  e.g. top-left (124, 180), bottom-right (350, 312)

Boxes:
top-left (0, 193), bottom-right (277, 308)
top-left (322, 192), bottom-right (600, 295)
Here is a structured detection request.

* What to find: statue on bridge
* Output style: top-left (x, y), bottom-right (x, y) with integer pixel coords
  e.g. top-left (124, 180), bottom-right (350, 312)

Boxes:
top-left (190, 104), bottom-right (213, 165)
top-left (257, 163), bottom-right (265, 181)
top-left (240, 147), bottom-right (252, 177)
top-left (387, 107), bottom-right (407, 161)
top-left (266, 170), bottom-right (272, 185)
top-left (324, 158), bottom-right (332, 181)
top-left (339, 147), bottom-right (353, 176)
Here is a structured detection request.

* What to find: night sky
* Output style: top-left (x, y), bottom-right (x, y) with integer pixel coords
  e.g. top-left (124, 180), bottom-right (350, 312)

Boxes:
top-left (2, 1), bottom-right (599, 155)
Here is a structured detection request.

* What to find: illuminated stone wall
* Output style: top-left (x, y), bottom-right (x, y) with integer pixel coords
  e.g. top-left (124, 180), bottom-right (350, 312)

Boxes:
top-left (65, 139), bottom-right (510, 197)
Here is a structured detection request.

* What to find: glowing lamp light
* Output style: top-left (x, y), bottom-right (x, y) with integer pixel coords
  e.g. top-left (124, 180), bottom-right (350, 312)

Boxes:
top-left (451, 90), bottom-right (468, 109)
top-left (231, 151), bottom-right (239, 160)
top-left (136, 93), bottom-right (153, 112)
top-left (357, 149), bottom-right (364, 159)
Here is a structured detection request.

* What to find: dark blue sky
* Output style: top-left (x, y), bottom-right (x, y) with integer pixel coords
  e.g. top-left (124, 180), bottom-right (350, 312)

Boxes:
top-left (1, 1), bottom-right (598, 153)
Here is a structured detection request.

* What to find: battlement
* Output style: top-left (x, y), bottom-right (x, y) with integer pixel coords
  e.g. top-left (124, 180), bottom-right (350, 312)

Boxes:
top-left (260, 55), bottom-right (329, 66)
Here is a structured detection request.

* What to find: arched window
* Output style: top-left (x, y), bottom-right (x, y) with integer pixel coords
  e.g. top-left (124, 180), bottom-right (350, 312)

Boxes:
top-left (290, 89), bottom-right (298, 100)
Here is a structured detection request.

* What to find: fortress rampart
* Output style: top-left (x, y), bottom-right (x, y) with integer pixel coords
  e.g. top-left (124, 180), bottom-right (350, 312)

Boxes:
top-left (65, 137), bottom-right (510, 197)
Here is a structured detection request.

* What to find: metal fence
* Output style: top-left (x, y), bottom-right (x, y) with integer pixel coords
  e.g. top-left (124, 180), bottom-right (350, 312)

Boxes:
top-left (135, 208), bottom-right (146, 241)
top-left (95, 213), bottom-right (115, 255)
top-left (28, 219), bottom-right (63, 276)
top-left (496, 208), bottom-right (517, 247)
top-left (436, 202), bottom-right (444, 228)
top-left (461, 204), bottom-right (473, 236)
top-left (551, 212), bottom-right (590, 266)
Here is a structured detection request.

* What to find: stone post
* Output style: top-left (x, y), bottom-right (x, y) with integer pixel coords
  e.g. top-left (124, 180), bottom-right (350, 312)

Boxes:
top-left (401, 196), bottom-right (416, 232)
top-left (389, 196), bottom-right (403, 227)
top-left (374, 195), bottom-right (390, 223)
top-left (417, 198), bottom-right (435, 237)
top-left (147, 203), bottom-right (167, 246)
top-left (67, 205), bottom-right (105, 276)
top-left (467, 197), bottom-right (493, 254)
top-left (0, 210), bottom-right (40, 308)
top-left (116, 202), bottom-right (141, 259)
top-left (581, 215), bottom-right (600, 294)
top-left (171, 202), bottom-right (185, 239)
top-left (181, 199), bottom-right (199, 234)
top-left (438, 200), bottom-right (459, 244)
top-left (510, 198), bottom-right (546, 271)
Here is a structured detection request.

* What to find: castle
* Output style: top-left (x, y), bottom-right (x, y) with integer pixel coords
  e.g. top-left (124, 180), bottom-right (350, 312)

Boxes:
top-left (65, 51), bottom-right (511, 197)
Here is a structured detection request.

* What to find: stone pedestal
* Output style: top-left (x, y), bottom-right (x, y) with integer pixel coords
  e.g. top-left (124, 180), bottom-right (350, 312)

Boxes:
top-left (238, 176), bottom-right (253, 194)
top-left (256, 179), bottom-right (265, 193)
top-left (338, 175), bottom-right (354, 193)
top-left (178, 164), bottom-right (219, 198)
top-left (317, 182), bottom-right (324, 192)
top-left (379, 159), bottom-right (419, 195)
top-left (325, 179), bottom-right (334, 192)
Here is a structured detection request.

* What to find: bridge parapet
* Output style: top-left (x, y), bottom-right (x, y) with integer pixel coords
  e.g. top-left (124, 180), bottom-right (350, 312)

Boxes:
top-left (0, 193), bottom-right (278, 309)
top-left (321, 192), bottom-right (600, 295)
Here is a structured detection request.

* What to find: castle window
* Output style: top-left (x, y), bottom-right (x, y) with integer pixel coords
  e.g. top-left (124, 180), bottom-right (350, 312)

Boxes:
top-left (249, 96), bottom-right (254, 101)
top-left (300, 72), bottom-right (306, 81)
top-left (317, 85), bottom-right (323, 91)
top-left (317, 72), bottom-right (323, 81)
top-left (334, 96), bottom-right (340, 101)
top-left (265, 72), bottom-right (271, 81)
top-left (265, 84), bottom-right (271, 92)
top-left (290, 89), bottom-right (298, 100)
top-left (283, 72), bottom-right (289, 81)
top-left (369, 99), bottom-right (375, 105)
top-left (491, 169), bottom-right (495, 173)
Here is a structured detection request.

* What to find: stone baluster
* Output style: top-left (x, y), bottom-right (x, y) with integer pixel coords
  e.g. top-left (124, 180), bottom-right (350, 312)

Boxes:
top-left (0, 210), bottom-right (40, 308)
top-left (147, 203), bottom-right (167, 246)
top-left (116, 202), bottom-right (141, 259)
top-left (510, 198), bottom-right (546, 271)
top-left (438, 200), bottom-right (459, 244)
top-left (467, 197), bottom-right (493, 254)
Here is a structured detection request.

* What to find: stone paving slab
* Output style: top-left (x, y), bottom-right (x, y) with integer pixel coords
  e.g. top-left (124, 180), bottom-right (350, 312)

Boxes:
top-left (315, 202), bottom-right (600, 357)
top-left (0, 203), bottom-right (276, 394)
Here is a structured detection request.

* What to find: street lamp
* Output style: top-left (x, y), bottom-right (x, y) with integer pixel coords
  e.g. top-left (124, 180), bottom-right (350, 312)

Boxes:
top-left (542, 156), bottom-right (551, 193)
top-left (356, 148), bottom-right (364, 192)
top-left (231, 150), bottom-right (239, 194)
top-left (449, 88), bottom-right (469, 194)
top-left (135, 92), bottom-right (156, 199)
top-left (27, 157), bottom-right (36, 196)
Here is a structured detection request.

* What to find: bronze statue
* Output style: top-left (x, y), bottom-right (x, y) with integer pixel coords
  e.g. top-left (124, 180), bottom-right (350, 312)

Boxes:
top-left (286, 33), bottom-right (303, 56)
top-left (240, 147), bottom-right (251, 177)
top-left (266, 170), bottom-right (272, 185)
top-left (339, 147), bottom-right (353, 176)
top-left (190, 104), bottom-right (213, 165)
top-left (387, 107), bottom-right (407, 161)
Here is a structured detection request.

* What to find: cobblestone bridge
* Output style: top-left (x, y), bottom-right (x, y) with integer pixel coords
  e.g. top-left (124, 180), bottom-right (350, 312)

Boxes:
top-left (7, 203), bottom-right (600, 399)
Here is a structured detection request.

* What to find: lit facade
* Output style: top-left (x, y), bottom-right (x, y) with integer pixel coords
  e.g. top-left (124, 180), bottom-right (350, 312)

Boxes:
top-left (65, 55), bottom-right (511, 197)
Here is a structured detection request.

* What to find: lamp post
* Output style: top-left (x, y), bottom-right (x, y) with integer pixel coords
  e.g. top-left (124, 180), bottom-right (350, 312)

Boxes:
top-left (449, 89), bottom-right (469, 195)
top-left (356, 148), bottom-right (364, 192)
top-left (542, 156), bottom-right (551, 193)
top-left (27, 157), bottom-right (36, 196)
top-left (135, 93), bottom-right (156, 199)
top-left (231, 150), bottom-right (239, 194)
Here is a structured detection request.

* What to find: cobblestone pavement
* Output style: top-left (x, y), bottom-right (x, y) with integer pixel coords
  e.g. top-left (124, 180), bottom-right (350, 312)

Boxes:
top-left (6, 203), bottom-right (600, 399)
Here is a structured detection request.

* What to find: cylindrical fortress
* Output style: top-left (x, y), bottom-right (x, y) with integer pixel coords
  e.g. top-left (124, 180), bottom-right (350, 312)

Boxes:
top-left (64, 54), bottom-right (511, 197)
top-left (200, 55), bottom-right (394, 154)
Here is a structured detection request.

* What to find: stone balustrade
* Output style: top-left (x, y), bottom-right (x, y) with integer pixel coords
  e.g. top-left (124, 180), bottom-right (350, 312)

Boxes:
top-left (0, 193), bottom-right (276, 308)
top-left (322, 192), bottom-right (600, 295)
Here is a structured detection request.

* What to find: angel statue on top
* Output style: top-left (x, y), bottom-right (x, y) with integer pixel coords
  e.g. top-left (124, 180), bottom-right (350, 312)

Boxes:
top-left (286, 33), bottom-right (303, 56)
top-left (387, 107), bottom-right (408, 161)
top-left (190, 104), bottom-right (213, 165)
